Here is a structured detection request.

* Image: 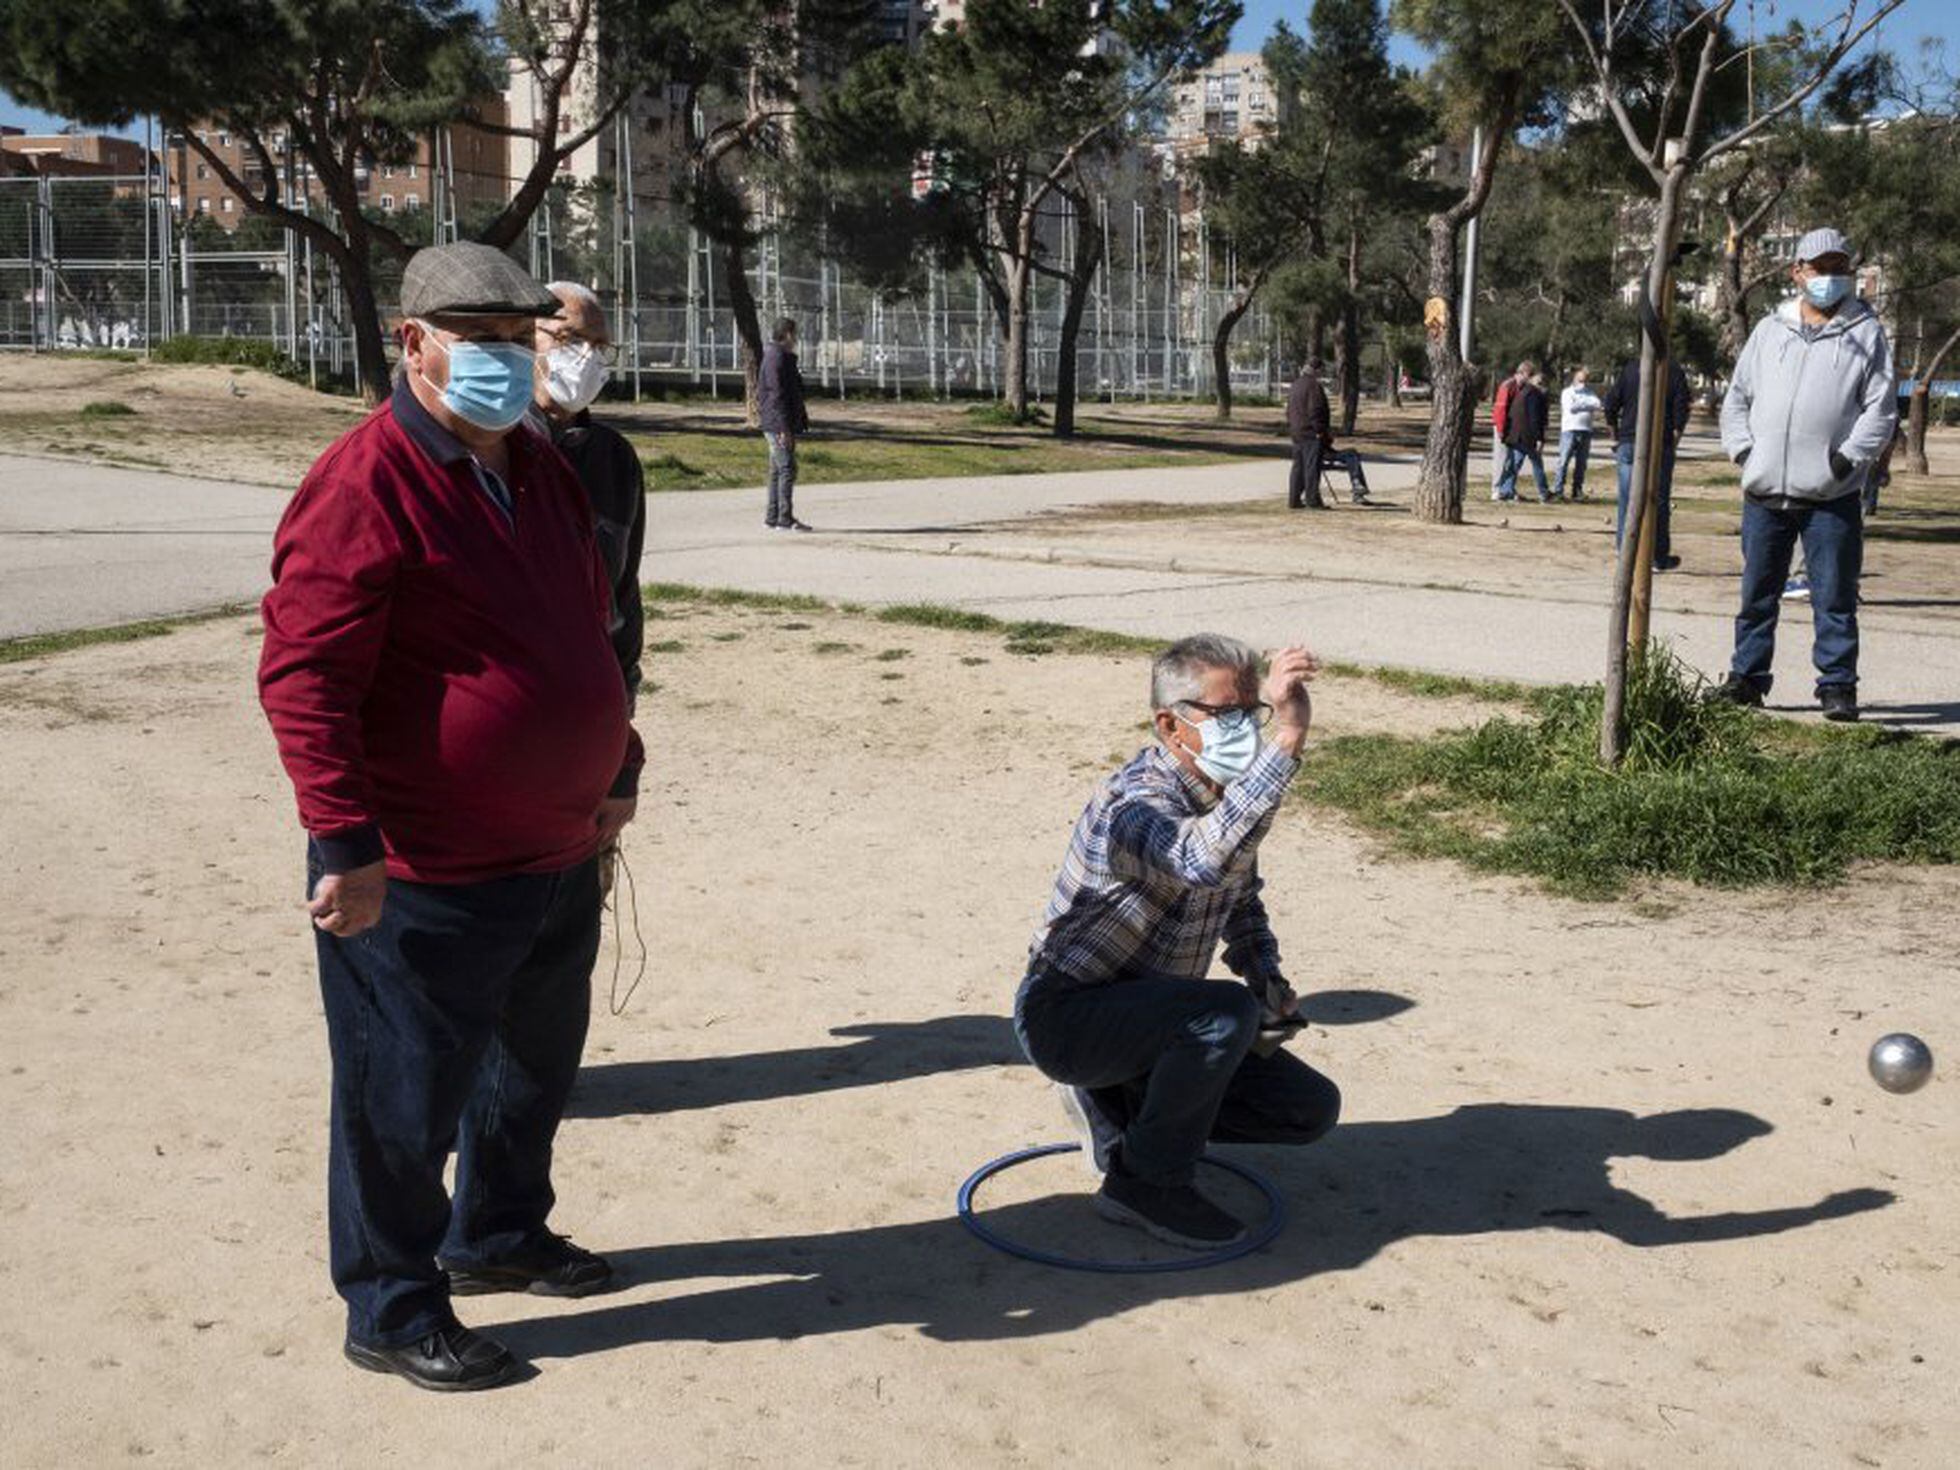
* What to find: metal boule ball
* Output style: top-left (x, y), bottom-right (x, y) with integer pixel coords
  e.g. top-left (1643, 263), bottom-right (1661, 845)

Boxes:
top-left (1867, 1033), bottom-right (1934, 1095)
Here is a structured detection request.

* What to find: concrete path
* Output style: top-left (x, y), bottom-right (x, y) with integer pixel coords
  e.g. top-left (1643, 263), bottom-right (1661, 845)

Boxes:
top-left (0, 455), bottom-right (286, 636)
top-left (6, 445), bottom-right (1956, 735)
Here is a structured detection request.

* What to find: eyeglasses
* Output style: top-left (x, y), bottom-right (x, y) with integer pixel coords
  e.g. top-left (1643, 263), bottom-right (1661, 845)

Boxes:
top-left (540, 328), bottom-right (621, 367)
top-left (1174, 700), bottom-right (1274, 731)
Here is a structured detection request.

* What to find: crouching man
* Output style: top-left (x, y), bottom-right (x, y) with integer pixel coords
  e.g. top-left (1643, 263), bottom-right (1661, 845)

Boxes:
top-left (1012, 635), bottom-right (1340, 1248)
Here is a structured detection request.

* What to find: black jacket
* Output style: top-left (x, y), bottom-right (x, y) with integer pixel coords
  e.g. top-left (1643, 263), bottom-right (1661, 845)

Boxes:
top-left (1602, 358), bottom-right (1691, 447)
top-left (1287, 372), bottom-right (1331, 445)
top-left (758, 342), bottom-right (810, 436)
top-left (543, 409), bottom-right (647, 713)
top-left (1502, 382), bottom-right (1548, 450)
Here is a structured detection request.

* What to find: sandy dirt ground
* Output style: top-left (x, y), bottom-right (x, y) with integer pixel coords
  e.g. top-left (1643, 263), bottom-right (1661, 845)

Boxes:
top-left (1, 598), bottom-right (1954, 1468)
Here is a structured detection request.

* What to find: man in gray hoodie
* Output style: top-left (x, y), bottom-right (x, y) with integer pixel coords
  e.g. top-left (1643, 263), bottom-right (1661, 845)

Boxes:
top-left (1712, 227), bottom-right (1896, 722)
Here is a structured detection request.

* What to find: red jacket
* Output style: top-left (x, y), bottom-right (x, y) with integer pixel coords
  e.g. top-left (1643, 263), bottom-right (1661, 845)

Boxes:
top-left (259, 382), bottom-right (643, 884)
top-left (1493, 377), bottom-right (1517, 438)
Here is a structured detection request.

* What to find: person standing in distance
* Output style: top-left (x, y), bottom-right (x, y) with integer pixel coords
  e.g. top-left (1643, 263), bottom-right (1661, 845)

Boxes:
top-left (1711, 227), bottom-right (1897, 722)
top-left (1496, 363), bottom-right (1551, 502)
top-left (1603, 349), bottom-right (1692, 570)
top-left (1286, 358), bottom-right (1333, 510)
top-left (759, 316), bottom-right (812, 531)
top-left (259, 242), bottom-right (642, 1392)
top-left (1553, 366), bottom-right (1602, 501)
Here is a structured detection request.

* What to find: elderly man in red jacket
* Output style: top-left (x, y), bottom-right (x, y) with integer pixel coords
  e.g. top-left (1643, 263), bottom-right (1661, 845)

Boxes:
top-left (259, 242), bottom-right (642, 1392)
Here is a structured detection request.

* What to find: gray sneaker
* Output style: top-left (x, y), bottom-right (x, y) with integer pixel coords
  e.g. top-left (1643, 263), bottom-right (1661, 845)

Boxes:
top-left (1096, 1169), bottom-right (1246, 1249)
top-left (1057, 1084), bottom-right (1115, 1176)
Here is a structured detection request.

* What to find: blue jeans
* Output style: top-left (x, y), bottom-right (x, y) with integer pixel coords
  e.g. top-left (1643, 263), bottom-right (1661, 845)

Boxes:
top-left (1496, 444), bottom-right (1548, 500)
top-left (765, 432), bottom-right (797, 524)
top-left (1731, 493), bottom-right (1863, 693)
top-left (311, 848), bottom-right (601, 1347)
top-left (1014, 974), bottom-right (1341, 1186)
top-left (1614, 438), bottom-right (1678, 560)
top-left (1553, 430), bottom-right (1592, 497)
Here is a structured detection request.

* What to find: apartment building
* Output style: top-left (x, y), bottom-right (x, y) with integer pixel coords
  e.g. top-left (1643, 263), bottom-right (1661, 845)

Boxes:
top-left (0, 128), bottom-right (153, 180)
top-left (165, 102), bottom-right (510, 228)
top-left (1167, 52), bottom-right (1277, 157)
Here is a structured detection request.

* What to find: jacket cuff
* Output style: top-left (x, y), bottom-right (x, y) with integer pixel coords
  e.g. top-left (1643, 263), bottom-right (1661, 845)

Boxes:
top-left (313, 823), bottom-right (384, 874)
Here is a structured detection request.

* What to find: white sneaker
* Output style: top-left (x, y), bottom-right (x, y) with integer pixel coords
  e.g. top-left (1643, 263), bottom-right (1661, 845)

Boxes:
top-left (1782, 576), bottom-right (1810, 601)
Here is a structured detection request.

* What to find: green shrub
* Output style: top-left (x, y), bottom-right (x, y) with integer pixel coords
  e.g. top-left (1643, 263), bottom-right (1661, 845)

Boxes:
top-left (151, 336), bottom-right (306, 382)
top-left (79, 400), bottom-right (136, 419)
top-left (1301, 645), bottom-right (1960, 896)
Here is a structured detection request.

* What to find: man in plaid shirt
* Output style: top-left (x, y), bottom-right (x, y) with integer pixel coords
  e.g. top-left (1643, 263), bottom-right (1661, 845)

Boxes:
top-left (1013, 634), bottom-right (1341, 1248)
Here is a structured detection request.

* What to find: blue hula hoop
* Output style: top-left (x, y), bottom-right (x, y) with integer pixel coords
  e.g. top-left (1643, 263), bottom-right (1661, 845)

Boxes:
top-left (956, 1142), bottom-right (1287, 1273)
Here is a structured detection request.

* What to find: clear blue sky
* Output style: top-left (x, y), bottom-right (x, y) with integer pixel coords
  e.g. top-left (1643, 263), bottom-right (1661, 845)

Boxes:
top-left (3, 0), bottom-right (1945, 139)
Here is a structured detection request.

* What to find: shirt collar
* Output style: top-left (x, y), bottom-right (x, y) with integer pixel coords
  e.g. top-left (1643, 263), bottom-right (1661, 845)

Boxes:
top-left (1151, 741), bottom-right (1222, 811)
top-left (391, 375), bottom-right (473, 467)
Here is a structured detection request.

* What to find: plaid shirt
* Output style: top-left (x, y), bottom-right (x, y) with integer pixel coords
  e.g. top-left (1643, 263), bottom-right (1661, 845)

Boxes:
top-left (1025, 742), bottom-right (1297, 1004)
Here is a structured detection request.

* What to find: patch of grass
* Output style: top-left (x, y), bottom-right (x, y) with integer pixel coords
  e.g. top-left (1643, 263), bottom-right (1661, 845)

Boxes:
top-left (960, 655), bottom-right (990, 666)
top-left (879, 671), bottom-right (906, 681)
top-left (0, 605), bottom-right (248, 665)
top-left (710, 631), bottom-right (745, 642)
top-left (1004, 638), bottom-right (1057, 656)
top-left (648, 639), bottom-right (687, 654)
top-left (877, 604), bottom-right (1003, 633)
top-left (644, 582), bottom-right (837, 615)
top-left (778, 621), bottom-right (814, 631)
top-left (964, 401), bottom-right (1048, 427)
top-left (873, 648), bottom-right (912, 662)
top-left (1332, 662), bottom-right (1538, 706)
top-left (1300, 645), bottom-right (1960, 897)
top-left (151, 335), bottom-right (306, 382)
top-left (813, 641), bottom-right (855, 654)
top-left (79, 400), bottom-right (136, 419)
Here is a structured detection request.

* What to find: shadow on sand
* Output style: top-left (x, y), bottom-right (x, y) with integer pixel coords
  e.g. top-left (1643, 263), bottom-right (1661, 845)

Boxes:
top-left (506, 1030), bottom-right (1889, 1354)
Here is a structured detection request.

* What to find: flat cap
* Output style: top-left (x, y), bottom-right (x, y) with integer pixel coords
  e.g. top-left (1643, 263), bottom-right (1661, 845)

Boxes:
top-left (1794, 227), bottom-right (1853, 263)
top-left (400, 241), bottom-right (559, 319)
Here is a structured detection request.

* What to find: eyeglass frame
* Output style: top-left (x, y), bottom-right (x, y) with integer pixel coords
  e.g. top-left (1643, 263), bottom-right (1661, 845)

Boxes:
top-left (538, 321), bottom-right (621, 367)
top-left (1171, 698), bottom-right (1275, 730)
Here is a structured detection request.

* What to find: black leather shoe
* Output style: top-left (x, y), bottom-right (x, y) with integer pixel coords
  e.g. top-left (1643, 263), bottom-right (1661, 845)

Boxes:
top-left (344, 1324), bottom-right (518, 1392)
top-left (1819, 686), bottom-right (1860, 723)
top-left (1707, 673), bottom-right (1767, 708)
top-left (445, 1234), bottom-right (615, 1298)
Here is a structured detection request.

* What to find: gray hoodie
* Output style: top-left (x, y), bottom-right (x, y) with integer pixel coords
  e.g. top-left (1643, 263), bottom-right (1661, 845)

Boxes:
top-left (1720, 296), bottom-right (1896, 505)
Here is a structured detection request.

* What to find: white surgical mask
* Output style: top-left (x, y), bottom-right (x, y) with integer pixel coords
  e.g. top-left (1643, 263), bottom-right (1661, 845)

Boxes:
top-left (543, 342), bottom-right (611, 412)
top-left (1174, 708), bottom-right (1263, 786)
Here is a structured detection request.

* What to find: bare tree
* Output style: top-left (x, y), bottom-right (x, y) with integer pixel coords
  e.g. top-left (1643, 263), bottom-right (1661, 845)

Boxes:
top-left (1554, 0), bottom-right (1905, 764)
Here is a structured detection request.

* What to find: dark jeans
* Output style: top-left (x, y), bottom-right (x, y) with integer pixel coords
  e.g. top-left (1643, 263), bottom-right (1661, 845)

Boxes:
top-left (1614, 438), bottom-right (1678, 561)
top-left (1288, 439), bottom-right (1326, 508)
top-left (1731, 492), bottom-right (1863, 694)
top-left (310, 848), bottom-right (601, 1347)
top-left (1496, 444), bottom-right (1548, 500)
top-left (1015, 975), bottom-right (1341, 1187)
top-left (765, 432), bottom-right (797, 524)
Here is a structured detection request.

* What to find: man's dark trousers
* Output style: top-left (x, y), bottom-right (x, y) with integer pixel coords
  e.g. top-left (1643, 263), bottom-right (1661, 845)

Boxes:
top-left (1016, 975), bottom-right (1341, 1186)
top-left (1288, 440), bottom-right (1326, 509)
top-left (1615, 439), bottom-right (1679, 561)
top-left (311, 848), bottom-right (601, 1347)
top-left (1731, 492), bottom-right (1863, 695)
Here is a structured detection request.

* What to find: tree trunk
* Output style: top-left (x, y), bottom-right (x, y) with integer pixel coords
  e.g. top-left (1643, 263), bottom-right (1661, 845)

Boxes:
top-left (1719, 227), bottom-right (1752, 364)
top-left (1384, 323), bottom-right (1401, 408)
top-left (1052, 203), bottom-right (1104, 439)
top-left (1601, 165), bottom-right (1688, 765)
top-left (1413, 97), bottom-right (1514, 524)
top-left (722, 236), bottom-right (765, 426)
top-left (342, 259), bottom-right (392, 405)
top-left (1907, 323), bottom-right (1960, 474)
top-left (1414, 210), bottom-right (1473, 524)
top-left (1004, 251), bottom-right (1032, 420)
top-left (1210, 283), bottom-right (1260, 422)
top-left (1338, 223), bottom-right (1362, 432)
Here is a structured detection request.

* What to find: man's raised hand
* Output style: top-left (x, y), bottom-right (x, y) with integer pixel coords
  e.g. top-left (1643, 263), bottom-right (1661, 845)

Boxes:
top-left (1264, 644), bottom-right (1321, 755)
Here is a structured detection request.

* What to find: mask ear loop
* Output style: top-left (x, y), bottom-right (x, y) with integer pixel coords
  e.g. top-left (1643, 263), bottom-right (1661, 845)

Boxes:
top-left (606, 842), bottom-right (649, 1017)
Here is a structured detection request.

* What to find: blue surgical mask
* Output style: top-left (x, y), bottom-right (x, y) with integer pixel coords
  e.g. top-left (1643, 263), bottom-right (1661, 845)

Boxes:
top-left (1176, 708), bottom-right (1263, 786)
top-left (1804, 274), bottom-right (1853, 310)
top-left (417, 322), bottom-right (537, 431)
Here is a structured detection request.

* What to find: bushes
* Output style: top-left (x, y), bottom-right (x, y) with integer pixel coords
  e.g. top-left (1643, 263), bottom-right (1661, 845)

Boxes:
top-left (1301, 646), bottom-right (1960, 896)
top-left (151, 336), bottom-right (306, 382)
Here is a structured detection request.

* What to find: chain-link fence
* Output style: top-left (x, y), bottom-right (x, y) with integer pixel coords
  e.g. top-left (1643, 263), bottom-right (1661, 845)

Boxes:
top-left (3, 173), bottom-right (1285, 402)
